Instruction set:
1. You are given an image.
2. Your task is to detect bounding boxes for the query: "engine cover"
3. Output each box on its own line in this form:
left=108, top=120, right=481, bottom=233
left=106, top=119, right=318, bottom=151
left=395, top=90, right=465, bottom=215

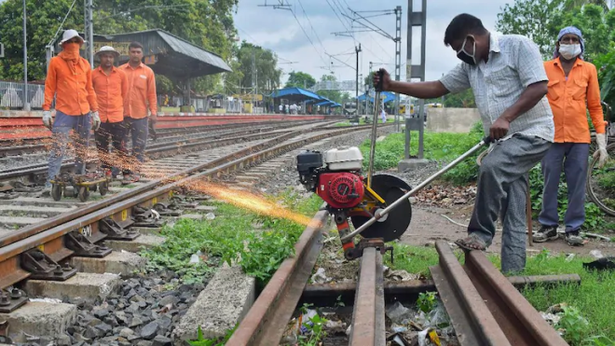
left=316, top=172, right=365, bottom=209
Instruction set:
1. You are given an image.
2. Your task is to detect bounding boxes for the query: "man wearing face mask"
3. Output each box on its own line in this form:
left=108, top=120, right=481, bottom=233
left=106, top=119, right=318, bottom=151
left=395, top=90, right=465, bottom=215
left=374, top=13, right=554, bottom=273
left=533, top=27, right=608, bottom=246
left=41, top=29, right=100, bottom=196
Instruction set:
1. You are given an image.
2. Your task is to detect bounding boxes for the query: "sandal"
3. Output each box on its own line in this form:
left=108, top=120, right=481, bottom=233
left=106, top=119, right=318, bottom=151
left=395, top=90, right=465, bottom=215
left=455, top=234, right=487, bottom=252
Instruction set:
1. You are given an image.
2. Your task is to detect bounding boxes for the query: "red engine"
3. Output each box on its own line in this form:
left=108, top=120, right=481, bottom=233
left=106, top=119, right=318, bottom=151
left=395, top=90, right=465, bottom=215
left=315, top=172, right=365, bottom=209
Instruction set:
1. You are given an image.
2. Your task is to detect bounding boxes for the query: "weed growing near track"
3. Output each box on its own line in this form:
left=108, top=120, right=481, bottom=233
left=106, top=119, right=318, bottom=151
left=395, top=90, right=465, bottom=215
left=362, top=122, right=611, bottom=232
left=141, top=189, right=323, bottom=286
left=389, top=244, right=615, bottom=345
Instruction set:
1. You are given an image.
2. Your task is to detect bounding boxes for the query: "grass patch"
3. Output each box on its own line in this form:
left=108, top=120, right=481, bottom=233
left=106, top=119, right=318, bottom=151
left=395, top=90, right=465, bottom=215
left=383, top=242, right=440, bottom=278
left=141, top=188, right=323, bottom=286
left=359, top=121, right=485, bottom=184
left=520, top=250, right=615, bottom=345
left=390, top=244, right=615, bottom=345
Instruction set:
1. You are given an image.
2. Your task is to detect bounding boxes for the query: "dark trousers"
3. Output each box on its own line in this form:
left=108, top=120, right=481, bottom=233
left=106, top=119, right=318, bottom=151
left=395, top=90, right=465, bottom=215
left=95, top=121, right=127, bottom=176
left=538, top=143, right=590, bottom=232
left=469, top=134, right=551, bottom=273
left=123, top=117, right=148, bottom=172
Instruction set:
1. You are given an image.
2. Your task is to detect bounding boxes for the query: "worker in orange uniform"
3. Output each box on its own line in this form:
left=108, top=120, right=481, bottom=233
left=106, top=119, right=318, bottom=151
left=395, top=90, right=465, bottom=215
left=534, top=26, right=609, bottom=246
left=42, top=29, right=100, bottom=195
left=92, top=46, right=129, bottom=179
left=120, top=41, right=157, bottom=182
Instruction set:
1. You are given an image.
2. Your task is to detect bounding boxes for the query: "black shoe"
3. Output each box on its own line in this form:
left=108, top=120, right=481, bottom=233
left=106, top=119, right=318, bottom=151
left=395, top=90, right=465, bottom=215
left=533, top=226, right=559, bottom=243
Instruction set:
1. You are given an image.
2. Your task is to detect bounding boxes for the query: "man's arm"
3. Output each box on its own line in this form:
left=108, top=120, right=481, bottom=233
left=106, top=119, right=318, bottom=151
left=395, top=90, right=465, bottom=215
left=42, top=59, right=57, bottom=111
left=587, top=64, right=606, bottom=134
left=147, top=70, right=157, bottom=116
left=388, top=80, right=450, bottom=99
left=85, top=63, right=98, bottom=112
left=121, top=71, right=130, bottom=117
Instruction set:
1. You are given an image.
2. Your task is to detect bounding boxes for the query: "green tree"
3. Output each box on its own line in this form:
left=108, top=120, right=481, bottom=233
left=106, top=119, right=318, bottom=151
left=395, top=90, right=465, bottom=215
left=496, top=0, right=566, bottom=59
left=284, top=71, right=316, bottom=89
left=234, top=41, right=281, bottom=95
left=0, top=0, right=238, bottom=93
left=563, top=0, right=609, bottom=11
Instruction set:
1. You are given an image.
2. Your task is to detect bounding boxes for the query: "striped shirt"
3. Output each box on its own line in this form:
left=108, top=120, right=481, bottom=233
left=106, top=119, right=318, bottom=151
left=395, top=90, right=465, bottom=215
left=440, top=33, right=554, bottom=142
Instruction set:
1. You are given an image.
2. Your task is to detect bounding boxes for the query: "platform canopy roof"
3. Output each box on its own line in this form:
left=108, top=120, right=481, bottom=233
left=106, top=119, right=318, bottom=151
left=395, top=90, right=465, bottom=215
left=356, top=91, right=396, bottom=104
left=56, top=29, right=232, bottom=81
left=270, top=87, right=323, bottom=102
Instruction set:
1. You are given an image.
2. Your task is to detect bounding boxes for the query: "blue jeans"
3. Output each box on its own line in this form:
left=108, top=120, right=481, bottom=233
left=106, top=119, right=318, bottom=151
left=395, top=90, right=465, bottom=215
left=46, top=111, right=91, bottom=187
left=123, top=117, right=148, bottom=165
left=538, top=143, right=589, bottom=233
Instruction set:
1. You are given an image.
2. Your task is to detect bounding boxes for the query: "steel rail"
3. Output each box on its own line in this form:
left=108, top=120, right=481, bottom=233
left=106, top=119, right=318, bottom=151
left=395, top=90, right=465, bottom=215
left=0, top=121, right=330, bottom=179
left=430, top=241, right=569, bottom=346
left=225, top=209, right=329, bottom=346
left=0, top=125, right=392, bottom=289
left=0, top=125, right=335, bottom=247
left=348, top=247, right=386, bottom=346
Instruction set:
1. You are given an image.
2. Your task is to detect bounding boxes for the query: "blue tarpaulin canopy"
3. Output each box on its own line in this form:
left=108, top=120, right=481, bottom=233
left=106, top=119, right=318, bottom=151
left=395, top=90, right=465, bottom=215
left=270, top=87, right=323, bottom=102
left=356, top=91, right=396, bottom=104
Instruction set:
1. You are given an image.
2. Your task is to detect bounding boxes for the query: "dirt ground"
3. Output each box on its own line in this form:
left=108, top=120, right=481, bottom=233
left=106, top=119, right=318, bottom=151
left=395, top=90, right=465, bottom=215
left=401, top=203, right=615, bottom=257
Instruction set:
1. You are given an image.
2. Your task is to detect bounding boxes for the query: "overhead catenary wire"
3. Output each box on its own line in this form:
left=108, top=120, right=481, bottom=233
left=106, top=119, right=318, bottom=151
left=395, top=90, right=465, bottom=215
left=46, top=0, right=79, bottom=46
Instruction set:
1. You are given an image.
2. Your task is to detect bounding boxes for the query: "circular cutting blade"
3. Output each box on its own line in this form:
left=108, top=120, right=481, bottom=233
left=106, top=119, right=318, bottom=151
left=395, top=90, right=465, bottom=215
left=351, top=174, right=412, bottom=242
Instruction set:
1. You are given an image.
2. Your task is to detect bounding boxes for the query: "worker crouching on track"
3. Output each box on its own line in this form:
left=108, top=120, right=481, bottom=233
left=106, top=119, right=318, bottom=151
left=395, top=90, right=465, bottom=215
left=533, top=27, right=609, bottom=246
left=41, top=29, right=100, bottom=195
left=92, top=46, right=130, bottom=179
left=120, top=41, right=158, bottom=183
left=374, top=13, right=554, bottom=273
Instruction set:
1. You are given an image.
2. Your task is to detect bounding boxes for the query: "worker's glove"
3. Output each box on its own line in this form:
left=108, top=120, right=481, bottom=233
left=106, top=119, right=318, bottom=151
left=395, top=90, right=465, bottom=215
left=594, top=133, right=609, bottom=168
left=91, top=111, right=101, bottom=131
left=148, top=116, right=158, bottom=141
left=42, top=110, right=53, bottom=130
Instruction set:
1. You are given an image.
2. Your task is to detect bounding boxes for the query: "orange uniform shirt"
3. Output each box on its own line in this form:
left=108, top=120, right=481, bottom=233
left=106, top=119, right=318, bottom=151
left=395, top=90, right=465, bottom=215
left=43, top=55, right=98, bottom=115
left=92, top=66, right=129, bottom=123
left=120, top=62, right=157, bottom=119
left=544, top=58, right=605, bottom=144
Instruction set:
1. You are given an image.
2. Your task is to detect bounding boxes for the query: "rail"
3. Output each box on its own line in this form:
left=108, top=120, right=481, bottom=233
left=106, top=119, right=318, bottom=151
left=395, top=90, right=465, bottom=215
left=0, top=123, right=394, bottom=291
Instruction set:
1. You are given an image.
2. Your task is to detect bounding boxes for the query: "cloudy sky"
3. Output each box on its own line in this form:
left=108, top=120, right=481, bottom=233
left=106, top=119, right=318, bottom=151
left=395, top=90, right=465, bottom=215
left=233, top=0, right=514, bottom=88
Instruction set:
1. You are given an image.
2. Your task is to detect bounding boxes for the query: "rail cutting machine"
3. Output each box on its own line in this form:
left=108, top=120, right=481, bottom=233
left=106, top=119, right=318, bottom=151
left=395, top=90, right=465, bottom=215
left=296, top=70, right=491, bottom=260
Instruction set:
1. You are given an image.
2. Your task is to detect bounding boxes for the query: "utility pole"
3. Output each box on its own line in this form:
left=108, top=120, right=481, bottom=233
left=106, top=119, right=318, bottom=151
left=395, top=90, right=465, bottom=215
left=252, top=49, right=256, bottom=114
left=22, top=0, right=29, bottom=111
left=406, top=0, right=427, bottom=160
left=84, top=0, right=94, bottom=67
left=394, top=6, right=402, bottom=131
left=355, top=43, right=361, bottom=101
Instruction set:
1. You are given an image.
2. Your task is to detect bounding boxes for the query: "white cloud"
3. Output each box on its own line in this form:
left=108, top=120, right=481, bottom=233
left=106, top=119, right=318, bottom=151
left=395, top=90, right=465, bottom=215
left=234, top=0, right=513, bottom=88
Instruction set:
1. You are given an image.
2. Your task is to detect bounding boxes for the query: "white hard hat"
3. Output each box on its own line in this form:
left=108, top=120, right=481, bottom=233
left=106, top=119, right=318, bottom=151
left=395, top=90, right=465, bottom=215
left=60, top=29, right=85, bottom=45
left=95, top=45, right=120, bottom=58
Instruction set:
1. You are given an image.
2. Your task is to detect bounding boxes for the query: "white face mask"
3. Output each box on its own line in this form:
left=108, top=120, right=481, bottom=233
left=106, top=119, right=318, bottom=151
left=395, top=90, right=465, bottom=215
left=559, top=43, right=582, bottom=60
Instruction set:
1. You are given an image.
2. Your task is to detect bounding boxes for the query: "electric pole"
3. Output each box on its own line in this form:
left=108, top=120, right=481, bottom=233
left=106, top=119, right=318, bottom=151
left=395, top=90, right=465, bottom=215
left=394, top=6, right=402, bottom=131
left=23, top=0, right=29, bottom=111
left=84, top=0, right=94, bottom=67
left=355, top=43, right=361, bottom=100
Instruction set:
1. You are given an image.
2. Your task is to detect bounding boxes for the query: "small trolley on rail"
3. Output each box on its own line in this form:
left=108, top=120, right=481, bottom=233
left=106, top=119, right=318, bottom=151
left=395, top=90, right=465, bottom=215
left=50, top=171, right=111, bottom=202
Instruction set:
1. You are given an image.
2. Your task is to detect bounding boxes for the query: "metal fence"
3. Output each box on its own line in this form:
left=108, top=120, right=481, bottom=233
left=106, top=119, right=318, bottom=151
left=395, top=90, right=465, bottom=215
left=1, top=80, right=251, bottom=114
left=0, top=81, right=46, bottom=109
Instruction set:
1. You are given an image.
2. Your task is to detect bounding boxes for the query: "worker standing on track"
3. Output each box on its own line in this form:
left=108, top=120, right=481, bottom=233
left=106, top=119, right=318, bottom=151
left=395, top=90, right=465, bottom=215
left=41, top=29, right=100, bottom=196
left=120, top=41, right=157, bottom=183
left=533, top=27, right=609, bottom=246
left=374, top=13, right=554, bottom=274
left=92, top=46, right=129, bottom=179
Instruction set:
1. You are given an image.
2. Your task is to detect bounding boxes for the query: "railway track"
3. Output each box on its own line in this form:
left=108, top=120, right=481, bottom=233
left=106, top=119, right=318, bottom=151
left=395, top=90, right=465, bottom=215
left=0, top=121, right=393, bottom=326
left=227, top=220, right=576, bottom=345
left=0, top=119, right=328, bottom=158
left=0, top=120, right=329, bottom=182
